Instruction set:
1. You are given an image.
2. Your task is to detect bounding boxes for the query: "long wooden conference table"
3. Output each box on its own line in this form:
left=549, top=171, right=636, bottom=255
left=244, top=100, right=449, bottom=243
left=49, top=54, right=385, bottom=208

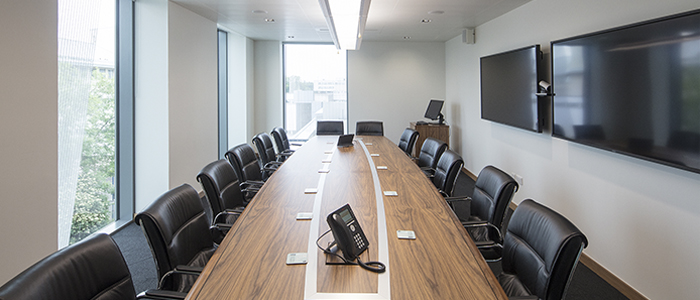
left=186, top=135, right=508, bottom=299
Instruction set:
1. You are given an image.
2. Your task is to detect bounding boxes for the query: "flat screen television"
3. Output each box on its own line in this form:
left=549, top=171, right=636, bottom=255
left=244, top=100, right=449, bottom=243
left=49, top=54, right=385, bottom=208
left=424, top=99, right=445, bottom=124
left=480, top=45, right=544, bottom=132
left=551, top=9, right=700, bottom=174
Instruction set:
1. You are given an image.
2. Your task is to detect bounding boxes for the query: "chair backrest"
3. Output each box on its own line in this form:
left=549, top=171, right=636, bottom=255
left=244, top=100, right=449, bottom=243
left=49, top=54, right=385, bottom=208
left=252, top=132, right=278, bottom=165
left=225, top=144, right=264, bottom=183
left=135, top=184, right=216, bottom=292
left=271, top=127, right=291, bottom=153
left=0, top=233, right=137, bottom=300
left=356, top=121, right=384, bottom=136
left=501, top=199, right=588, bottom=300
left=471, top=165, right=519, bottom=231
left=317, top=120, right=344, bottom=135
left=431, top=149, right=463, bottom=197
left=418, top=137, right=448, bottom=169
left=197, top=159, right=246, bottom=224
left=397, top=128, right=419, bottom=155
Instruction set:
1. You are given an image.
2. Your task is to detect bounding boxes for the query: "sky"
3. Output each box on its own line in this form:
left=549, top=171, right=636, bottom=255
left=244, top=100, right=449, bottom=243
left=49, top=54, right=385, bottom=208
left=284, top=44, right=347, bottom=82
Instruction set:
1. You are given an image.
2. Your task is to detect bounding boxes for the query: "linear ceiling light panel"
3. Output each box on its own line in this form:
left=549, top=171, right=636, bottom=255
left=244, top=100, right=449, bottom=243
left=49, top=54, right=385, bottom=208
left=319, top=0, right=371, bottom=50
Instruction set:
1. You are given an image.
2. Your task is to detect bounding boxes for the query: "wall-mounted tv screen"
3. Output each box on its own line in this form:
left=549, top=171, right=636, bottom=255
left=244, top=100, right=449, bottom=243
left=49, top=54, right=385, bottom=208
left=551, top=9, right=700, bottom=174
left=481, top=45, right=543, bottom=132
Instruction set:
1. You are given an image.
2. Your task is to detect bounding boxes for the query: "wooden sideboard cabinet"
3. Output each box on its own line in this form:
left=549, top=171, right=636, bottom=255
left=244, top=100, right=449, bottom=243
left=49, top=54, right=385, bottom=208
left=409, top=122, right=449, bottom=157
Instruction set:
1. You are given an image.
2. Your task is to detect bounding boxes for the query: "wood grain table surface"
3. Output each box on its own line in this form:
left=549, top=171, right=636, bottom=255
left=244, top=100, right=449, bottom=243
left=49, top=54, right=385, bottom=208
left=185, top=135, right=507, bottom=300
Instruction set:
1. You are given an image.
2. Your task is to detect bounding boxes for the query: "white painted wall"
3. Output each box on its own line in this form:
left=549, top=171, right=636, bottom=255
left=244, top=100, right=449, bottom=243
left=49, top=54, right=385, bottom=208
left=226, top=30, right=254, bottom=147
left=167, top=2, right=218, bottom=188
left=253, top=41, right=283, bottom=138
left=134, top=0, right=169, bottom=212
left=348, top=42, right=445, bottom=143
left=246, top=38, right=256, bottom=143
left=0, top=1, right=58, bottom=285
left=135, top=1, right=217, bottom=210
left=445, top=0, right=700, bottom=299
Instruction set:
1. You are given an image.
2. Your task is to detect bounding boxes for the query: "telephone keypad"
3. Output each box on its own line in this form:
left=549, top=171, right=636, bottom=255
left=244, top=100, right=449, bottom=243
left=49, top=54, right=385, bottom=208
left=354, top=233, right=365, bottom=248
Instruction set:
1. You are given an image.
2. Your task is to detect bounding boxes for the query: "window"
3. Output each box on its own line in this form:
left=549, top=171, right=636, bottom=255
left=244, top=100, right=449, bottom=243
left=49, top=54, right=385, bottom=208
left=58, top=0, right=133, bottom=247
left=283, top=44, right=347, bottom=140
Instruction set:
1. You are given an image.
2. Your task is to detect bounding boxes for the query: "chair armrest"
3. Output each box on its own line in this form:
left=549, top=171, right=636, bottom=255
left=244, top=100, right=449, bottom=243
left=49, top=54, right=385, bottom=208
left=174, top=265, right=203, bottom=274
left=462, top=221, right=503, bottom=243
left=474, top=240, right=497, bottom=247
left=445, top=196, right=471, bottom=218
left=213, top=209, right=242, bottom=224
left=422, top=167, right=436, bottom=178
left=475, top=241, right=503, bottom=263
left=210, top=223, right=230, bottom=244
left=445, top=196, right=470, bottom=202
left=262, top=166, right=278, bottom=172
left=241, top=181, right=264, bottom=189
left=138, top=289, right=188, bottom=300
left=157, top=266, right=203, bottom=289
left=212, top=223, right=232, bottom=230
left=226, top=208, right=245, bottom=213
left=461, top=220, right=487, bottom=226
left=218, top=209, right=243, bottom=216
left=278, top=152, right=293, bottom=157
left=242, top=186, right=259, bottom=193
left=290, top=143, right=303, bottom=147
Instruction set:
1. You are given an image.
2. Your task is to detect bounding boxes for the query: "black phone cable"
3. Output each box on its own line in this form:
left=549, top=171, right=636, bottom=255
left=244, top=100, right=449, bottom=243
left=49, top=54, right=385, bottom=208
left=317, top=229, right=386, bottom=273
left=357, top=257, right=386, bottom=273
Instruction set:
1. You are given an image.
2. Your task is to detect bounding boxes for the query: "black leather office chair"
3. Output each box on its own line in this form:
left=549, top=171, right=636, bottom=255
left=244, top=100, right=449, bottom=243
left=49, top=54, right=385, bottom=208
left=316, top=120, right=344, bottom=135
left=495, top=199, right=588, bottom=300
left=135, top=184, right=218, bottom=293
left=418, top=137, right=448, bottom=176
left=197, top=159, right=246, bottom=228
left=431, top=149, right=463, bottom=198
left=449, top=166, right=518, bottom=260
left=355, top=121, right=384, bottom=136
left=252, top=132, right=283, bottom=173
left=225, top=143, right=266, bottom=199
left=397, top=128, right=419, bottom=156
left=271, top=127, right=300, bottom=160
left=0, top=233, right=185, bottom=300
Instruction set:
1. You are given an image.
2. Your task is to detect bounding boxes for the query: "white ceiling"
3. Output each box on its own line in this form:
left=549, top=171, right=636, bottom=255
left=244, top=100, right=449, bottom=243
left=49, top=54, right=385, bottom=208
left=172, top=0, right=531, bottom=43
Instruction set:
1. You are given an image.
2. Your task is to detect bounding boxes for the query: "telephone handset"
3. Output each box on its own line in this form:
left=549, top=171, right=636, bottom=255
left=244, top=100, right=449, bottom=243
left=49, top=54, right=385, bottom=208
left=327, top=204, right=369, bottom=261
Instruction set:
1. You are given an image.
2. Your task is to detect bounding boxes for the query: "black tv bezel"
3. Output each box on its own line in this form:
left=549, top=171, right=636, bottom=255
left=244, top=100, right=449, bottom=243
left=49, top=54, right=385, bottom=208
left=480, top=44, right=544, bottom=133
left=550, top=8, right=700, bottom=175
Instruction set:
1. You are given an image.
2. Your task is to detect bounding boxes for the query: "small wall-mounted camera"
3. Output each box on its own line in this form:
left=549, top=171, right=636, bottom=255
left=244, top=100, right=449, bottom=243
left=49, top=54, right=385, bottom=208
left=535, top=80, right=555, bottom=97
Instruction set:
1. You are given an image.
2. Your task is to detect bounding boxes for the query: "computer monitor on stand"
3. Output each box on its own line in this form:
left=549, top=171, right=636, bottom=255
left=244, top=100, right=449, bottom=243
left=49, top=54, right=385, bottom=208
left=424, top=99, right=445, bottom=125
